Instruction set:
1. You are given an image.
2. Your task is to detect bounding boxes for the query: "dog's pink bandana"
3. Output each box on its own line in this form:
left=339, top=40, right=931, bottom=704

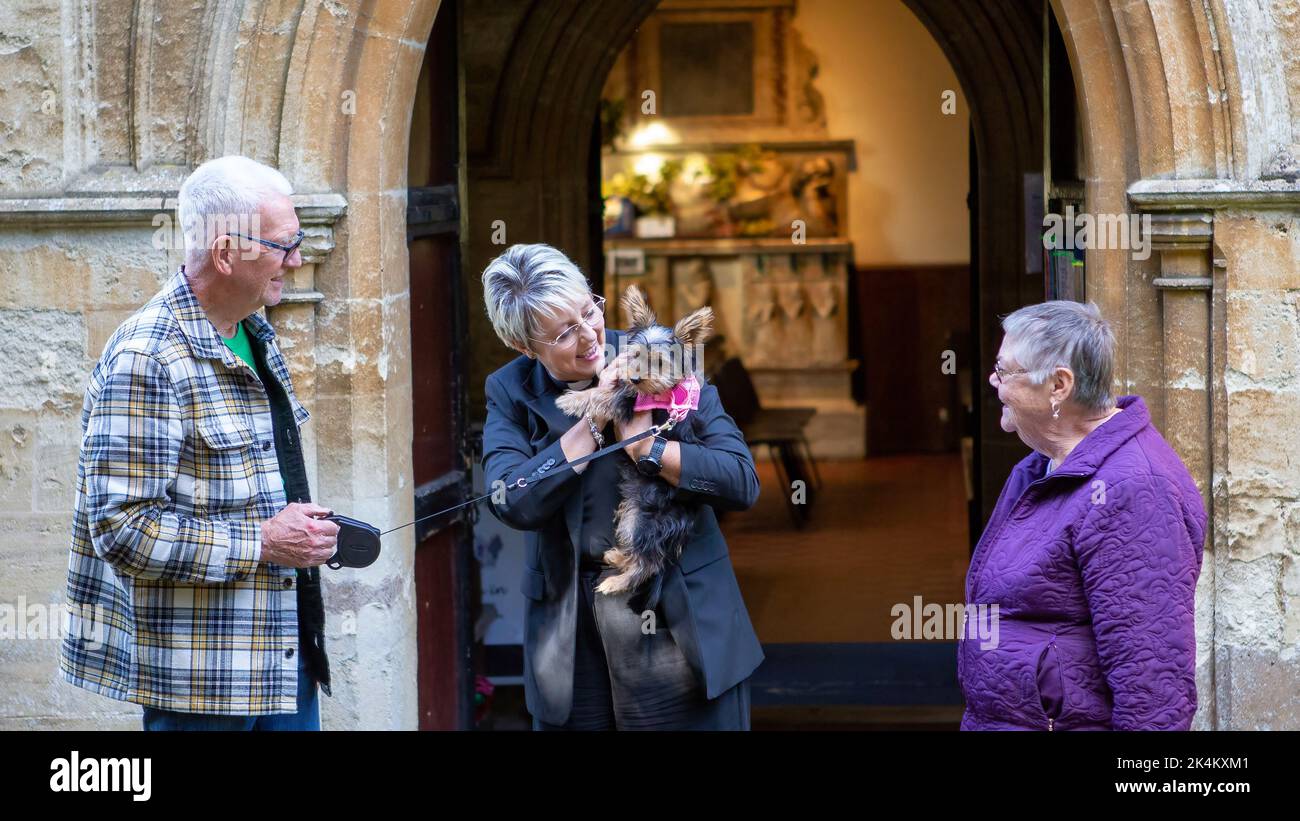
left=633, top=374, right=701, bottom=423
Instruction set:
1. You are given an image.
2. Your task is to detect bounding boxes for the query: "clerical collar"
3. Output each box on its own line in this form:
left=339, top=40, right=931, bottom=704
left=543, top=367, right=592, bottom=392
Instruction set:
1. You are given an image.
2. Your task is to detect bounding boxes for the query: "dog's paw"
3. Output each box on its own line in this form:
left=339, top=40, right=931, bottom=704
left=595, top=573, right=634, bottom=596
left=553, top=390, right=588, bottom=419
left=595, top=548, right=638, bottom=595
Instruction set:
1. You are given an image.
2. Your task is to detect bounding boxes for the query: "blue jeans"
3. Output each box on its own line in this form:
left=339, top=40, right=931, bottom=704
left=141, top=652, right=320, bottom=731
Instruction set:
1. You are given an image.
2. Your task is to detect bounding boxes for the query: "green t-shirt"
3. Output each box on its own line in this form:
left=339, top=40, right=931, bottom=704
left=220, top=320, right=259, bottom=375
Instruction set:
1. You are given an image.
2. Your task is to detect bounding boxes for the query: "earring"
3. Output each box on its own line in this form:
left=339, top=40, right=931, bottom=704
left=1051, top=401, right=1060, bottom=420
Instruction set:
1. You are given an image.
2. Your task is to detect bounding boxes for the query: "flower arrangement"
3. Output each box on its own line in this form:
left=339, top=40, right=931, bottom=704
left=602, top=140, right=839, bottom=239
left=603, top=158, right=682, bottom=217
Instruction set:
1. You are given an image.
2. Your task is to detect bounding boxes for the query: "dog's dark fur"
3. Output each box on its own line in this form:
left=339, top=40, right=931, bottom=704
left=553, top=285, right=713, bottom=601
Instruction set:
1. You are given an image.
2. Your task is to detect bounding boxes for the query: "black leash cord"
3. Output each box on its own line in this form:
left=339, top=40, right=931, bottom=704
left=377, top=422, right=669, bottom=537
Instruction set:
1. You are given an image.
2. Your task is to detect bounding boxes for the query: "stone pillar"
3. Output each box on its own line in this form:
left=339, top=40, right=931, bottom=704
left=1146, top=210, right=1216, bottom=729
left=1149, top=213, right=1214, bottom=498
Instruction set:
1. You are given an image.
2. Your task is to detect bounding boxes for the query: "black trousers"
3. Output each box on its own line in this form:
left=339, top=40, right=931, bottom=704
left=534, top=565, right=750, bottom=731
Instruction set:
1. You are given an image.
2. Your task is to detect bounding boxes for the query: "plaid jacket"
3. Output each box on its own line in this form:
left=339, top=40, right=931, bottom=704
left=61, top=269, right=313, bottom=715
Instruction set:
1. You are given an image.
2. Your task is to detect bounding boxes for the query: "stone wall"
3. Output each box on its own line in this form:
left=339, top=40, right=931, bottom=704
left=0, top=0, right=441, bottom=730
left=1215, top=208, right=1300, bottom=728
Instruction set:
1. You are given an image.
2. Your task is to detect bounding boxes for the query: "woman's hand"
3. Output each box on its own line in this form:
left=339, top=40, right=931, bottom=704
left=616, top=409, right=655, bottom=459
left=597, top=348, right=632, bottom=391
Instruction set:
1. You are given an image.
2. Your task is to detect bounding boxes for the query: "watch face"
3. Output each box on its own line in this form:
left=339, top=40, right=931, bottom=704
left=637, top=456, right=662, bottom=477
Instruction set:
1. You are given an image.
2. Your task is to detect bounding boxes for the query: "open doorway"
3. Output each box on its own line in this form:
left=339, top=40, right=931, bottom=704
left=595, top=0, right=975, bottom=727
left=444, top=0, right=1060, bottom=730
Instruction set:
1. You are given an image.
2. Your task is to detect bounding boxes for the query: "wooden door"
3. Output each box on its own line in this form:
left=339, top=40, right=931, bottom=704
left=408, top=0, right=473, bottom=730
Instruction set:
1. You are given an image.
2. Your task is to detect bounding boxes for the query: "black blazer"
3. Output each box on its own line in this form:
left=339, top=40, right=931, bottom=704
left=482, top=328, right=765, bottom=725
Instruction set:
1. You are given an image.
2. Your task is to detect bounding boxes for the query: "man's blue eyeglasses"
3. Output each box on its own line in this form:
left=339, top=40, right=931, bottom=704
left=229, top=229, right=305, bottom=258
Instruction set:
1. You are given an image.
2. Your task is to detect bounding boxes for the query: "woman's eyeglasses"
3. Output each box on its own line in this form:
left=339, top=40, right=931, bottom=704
left=992, top=362, right=1028, bottom=381
left=530, top=295, right=606, bottom=348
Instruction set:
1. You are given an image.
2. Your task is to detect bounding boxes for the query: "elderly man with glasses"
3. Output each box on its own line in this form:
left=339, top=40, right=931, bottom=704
left=61, top=155, right=339, bottom=730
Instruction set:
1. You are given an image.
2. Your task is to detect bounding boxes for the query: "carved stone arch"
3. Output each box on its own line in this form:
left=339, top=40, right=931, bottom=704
left=1212, top=0, right=1300, bottom=181
left=1056, top=0, right=1296, bottom=183
left=226, top=0, right=444, bottom=727
left=477, top=2, right=659, bottom=179
left=467, top=0, right=659, bottom=267
left=1041, top=0, right=1145, bottom=398
left=1049, top=1, right=1246, bottom=184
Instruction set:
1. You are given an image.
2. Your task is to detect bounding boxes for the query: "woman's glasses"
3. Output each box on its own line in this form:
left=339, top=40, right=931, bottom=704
left=530, top=295, right=606, bottom=348
left=992, top=362, right=1028, bottom=382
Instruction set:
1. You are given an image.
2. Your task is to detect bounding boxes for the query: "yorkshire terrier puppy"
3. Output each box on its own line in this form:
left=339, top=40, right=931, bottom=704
left=554, top=285, right=714, bottom=602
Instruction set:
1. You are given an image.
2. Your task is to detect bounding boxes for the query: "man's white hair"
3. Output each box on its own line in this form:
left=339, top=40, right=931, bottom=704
left=177, top=155, right=293, bottom=271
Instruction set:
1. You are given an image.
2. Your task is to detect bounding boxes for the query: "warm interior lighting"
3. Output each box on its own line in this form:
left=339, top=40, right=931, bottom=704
left=633, top=152, right=667, bottom=179
left=627, top=120, right=678, bottom=148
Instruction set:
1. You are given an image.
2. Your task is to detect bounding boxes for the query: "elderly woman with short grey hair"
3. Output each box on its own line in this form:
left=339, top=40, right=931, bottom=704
left=480, top=243, right=763, bottom=730
left=959, top=300, right=1207, bottom=730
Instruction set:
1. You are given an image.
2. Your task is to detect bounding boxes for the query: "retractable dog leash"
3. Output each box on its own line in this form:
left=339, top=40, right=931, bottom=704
left=324, top=415, right=685, bottom=570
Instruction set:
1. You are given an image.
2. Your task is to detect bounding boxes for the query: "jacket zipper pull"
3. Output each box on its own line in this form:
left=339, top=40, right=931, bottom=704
left=1047, top=636, right=1059, bottom=732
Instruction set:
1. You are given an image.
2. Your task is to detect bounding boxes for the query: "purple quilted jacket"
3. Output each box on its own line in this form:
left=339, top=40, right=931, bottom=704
left=959, top=396, right=1206, bottom=731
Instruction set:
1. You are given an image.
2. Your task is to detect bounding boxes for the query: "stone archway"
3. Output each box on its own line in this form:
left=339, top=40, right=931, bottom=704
left=274, top=0, right=1300, bottom=733
left=1, top=0, right=1294, bottom=732
left=459, top=0, right=1300, bottom=730
left=214, top=0, right=447, bottom=729
left=35, top=0, right=1276, bottom=731
left=135, top=0, right=448, bottom=730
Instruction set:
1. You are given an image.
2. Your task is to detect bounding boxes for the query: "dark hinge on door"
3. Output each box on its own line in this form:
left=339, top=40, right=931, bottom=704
left=407, top=184, right=460, bottom=239
left=413, top=469, right=473, bottom=543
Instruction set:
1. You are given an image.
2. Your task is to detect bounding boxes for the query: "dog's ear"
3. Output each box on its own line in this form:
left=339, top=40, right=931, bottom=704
left=673, top=305, right=714, bottom=347
left=621, top=285, right=656, bottom=330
